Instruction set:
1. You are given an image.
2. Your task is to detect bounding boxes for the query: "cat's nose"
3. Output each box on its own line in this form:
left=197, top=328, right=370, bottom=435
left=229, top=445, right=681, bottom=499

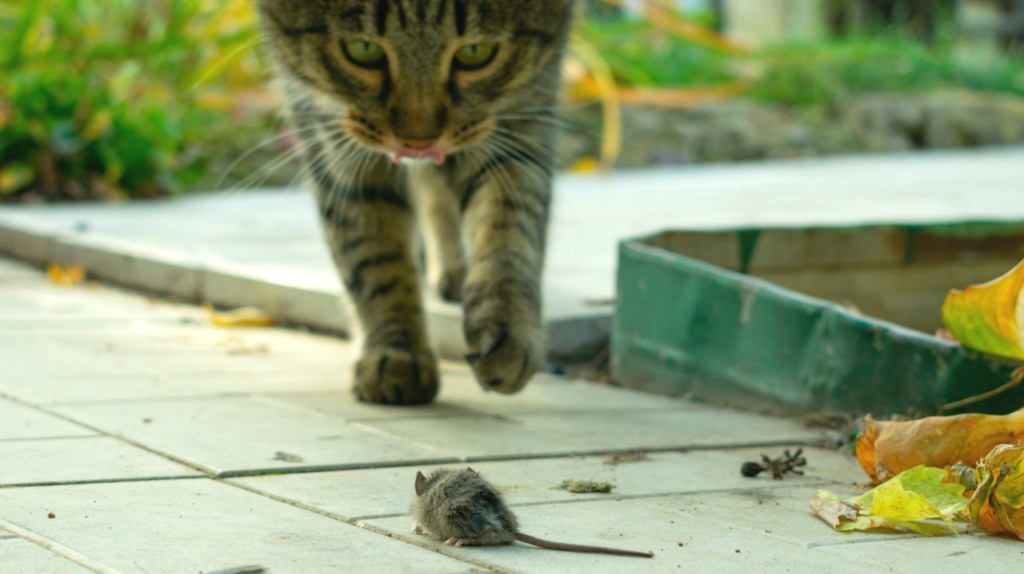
left=400, top=138, right=438, bottom=150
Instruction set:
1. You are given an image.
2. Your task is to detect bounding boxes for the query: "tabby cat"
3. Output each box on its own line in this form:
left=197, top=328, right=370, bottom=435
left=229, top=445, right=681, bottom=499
left=258, top=1, right=576, bottom=404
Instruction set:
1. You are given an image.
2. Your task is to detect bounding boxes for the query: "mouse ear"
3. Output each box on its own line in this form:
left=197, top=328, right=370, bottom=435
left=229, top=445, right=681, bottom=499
left=415, top=471, right=427, bottom=496
left=467, top=467, right=479, bottom=475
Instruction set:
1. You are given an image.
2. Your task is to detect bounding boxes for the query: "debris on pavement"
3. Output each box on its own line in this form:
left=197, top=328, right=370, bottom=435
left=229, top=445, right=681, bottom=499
left=203, top=566, right=266, bottom=574
left=604, top=451, right=649, bottom=465
left=741, top=448, right=806, bottom=479
left=221, top=337, right=271, bottom=356
left=273, top=451, right=304, bottom=463
left=556, top=480, right=614, bottom=493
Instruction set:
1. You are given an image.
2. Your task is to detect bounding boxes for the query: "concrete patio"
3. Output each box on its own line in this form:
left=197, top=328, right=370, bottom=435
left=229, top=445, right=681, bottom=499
left=2, top=149, right=1024, bottom=572
left=2, top=254, right=1023, bottom=573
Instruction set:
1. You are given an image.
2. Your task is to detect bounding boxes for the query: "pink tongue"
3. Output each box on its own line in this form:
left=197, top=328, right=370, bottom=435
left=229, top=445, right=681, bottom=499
left=393, top=146, right=446, bottom=166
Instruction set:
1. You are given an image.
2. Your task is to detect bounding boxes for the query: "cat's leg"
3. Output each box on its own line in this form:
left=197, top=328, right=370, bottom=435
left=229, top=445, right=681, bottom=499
left=312, top=155, right=438, bottom=405
left=459, top=160, right=551, bottom=395
left=409, top=165, right=466, bottom=303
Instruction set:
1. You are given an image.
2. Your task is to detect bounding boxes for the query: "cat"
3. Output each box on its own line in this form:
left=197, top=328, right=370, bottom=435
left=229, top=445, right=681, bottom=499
left=258, top=0, right=576, bottom=404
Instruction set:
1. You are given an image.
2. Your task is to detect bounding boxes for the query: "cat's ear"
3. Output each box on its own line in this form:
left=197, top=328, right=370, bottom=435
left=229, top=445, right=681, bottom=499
left=415, top=471, right=427, bottom=495
left=467, top=466, right=479, bottom=475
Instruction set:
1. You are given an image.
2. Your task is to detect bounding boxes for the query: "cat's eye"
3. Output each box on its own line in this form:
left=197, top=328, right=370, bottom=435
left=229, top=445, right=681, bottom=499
left=453, top=43, right=498, bottom=71
left=342, top=40, right=386, bottom=68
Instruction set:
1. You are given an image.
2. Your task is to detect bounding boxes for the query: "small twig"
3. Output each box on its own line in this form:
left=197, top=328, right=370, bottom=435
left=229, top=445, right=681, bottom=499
left=741, top=448, right=807, bottom=479
left=941, top=365, right=1024, bottom=412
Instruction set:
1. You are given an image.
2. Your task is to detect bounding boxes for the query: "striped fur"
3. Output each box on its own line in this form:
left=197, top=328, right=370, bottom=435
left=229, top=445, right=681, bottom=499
left=259, top=0, right=575, bottom=404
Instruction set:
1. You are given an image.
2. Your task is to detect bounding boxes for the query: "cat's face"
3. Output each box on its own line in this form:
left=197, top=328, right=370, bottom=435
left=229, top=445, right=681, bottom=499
left=259, top=0, right=574, bottom=165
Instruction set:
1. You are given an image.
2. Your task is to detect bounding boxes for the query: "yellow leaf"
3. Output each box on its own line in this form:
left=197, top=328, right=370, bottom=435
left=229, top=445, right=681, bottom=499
left=942, top=259, right=1024, bottom=360
left=860, top=479, right=951, bottom=531
left=47, top=263, right=86, bottom=286
left=812, top=466, right=968, bottom=536
left=569, top=156, right=601, bottom=174
left=204, top=304, right=275, bottom=328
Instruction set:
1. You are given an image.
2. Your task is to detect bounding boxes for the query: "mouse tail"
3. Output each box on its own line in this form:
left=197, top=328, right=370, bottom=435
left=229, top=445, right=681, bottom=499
left=513, top=533, right=653, bottom=558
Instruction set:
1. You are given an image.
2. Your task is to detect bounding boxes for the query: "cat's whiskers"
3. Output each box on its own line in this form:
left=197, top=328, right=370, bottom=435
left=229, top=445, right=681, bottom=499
left=214, top=120, right=342, bottom=195
left=482, top=133, right=552, bottom=188
left=471, top=139, right=529, bottom=218
left=222, top=122, right=348, bottom=198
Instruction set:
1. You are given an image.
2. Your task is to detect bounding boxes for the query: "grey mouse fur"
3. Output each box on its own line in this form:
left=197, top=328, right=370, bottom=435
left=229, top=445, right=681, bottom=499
left=411, top=467, right=653, bottom=558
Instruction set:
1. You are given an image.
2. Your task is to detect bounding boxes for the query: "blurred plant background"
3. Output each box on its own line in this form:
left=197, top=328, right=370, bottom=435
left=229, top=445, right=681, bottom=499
left=1, top=0, right=1023, bottom=202
left=0, top=0, right=273, bottom=202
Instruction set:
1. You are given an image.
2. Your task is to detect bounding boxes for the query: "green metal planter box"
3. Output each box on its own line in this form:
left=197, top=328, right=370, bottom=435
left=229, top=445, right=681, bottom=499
left=611, top=223, right=1024, bottom=417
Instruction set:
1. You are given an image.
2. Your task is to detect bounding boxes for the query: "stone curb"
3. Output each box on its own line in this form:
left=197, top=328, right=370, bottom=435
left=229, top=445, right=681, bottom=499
left=0, top=215, right=608, bottom=361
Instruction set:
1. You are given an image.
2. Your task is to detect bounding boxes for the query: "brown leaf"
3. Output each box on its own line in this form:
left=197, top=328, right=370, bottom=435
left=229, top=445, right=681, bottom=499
left=856, top=406, right=1024, bottom=484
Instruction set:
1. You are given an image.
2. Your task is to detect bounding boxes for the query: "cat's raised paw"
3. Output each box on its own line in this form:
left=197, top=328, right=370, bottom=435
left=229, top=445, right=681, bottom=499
left=464, top=320, right=543, bottom=395
left=354, top=348, right=439, bottom=405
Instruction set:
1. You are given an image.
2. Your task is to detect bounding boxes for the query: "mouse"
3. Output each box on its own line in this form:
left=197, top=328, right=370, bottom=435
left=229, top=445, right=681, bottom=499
left=411, top=467, right=654, bottom=558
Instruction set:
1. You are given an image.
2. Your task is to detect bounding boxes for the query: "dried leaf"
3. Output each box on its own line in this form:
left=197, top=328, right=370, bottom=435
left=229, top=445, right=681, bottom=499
left=856, top=408, right=1024, bottom=484
left=204, top=304, right=275, bottom=328
left=813, top=466, right=968, bottom=536
left=941, top=259, right=1024, bottom=360
left=967, top=444, right=1024, bottom=540
left=46, top=263, right=86, bottom=286
left=809, top=496, right=859, bottom=528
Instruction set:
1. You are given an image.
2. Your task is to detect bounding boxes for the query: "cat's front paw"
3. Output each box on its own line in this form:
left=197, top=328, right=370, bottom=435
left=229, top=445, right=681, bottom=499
left=354, top=348, right=439, bottom=405
left=464, top=317, right=544, bottom=395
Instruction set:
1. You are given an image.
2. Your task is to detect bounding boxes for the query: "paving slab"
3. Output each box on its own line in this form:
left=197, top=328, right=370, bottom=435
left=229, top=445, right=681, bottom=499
left=4, top=237, right=1023, bottom=572
left=369, top=484, right=1015, bottom=574
left=0, top=399, right=95, bottom=441
left=0, top=370, right=341, bottom=405
left=0, top=282, right=200, bottom=324
left=0, top=435, right=200, bottom=487
left=353, top=407, right=818, bottom=461
left=0, top=480, right=483, bottom=574
left=49, top=395, right=459, bottom=476
left=264, top=363, right=685, bottom=421
left=0, top=324, right=350, bottom=378
left=230, top=447, right=859, bottom=521
left=0, top=538, right=94, bottom=573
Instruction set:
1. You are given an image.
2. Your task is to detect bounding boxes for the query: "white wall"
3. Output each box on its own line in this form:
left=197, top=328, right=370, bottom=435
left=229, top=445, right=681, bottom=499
left=723, top=0, right=828, bottom=46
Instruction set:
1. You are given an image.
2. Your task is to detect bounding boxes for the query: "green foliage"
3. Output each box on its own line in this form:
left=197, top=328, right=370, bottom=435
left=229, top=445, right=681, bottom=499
left=579, top=10, right=1024, bottom=110
left=748, top=36, right=1024, bottom=108
left=0, top=0, right=268, bottom=201
left=579, top=18, right=734, bottom=88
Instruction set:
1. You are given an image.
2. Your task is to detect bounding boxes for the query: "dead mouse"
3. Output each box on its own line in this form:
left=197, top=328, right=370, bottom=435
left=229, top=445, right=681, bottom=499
left=411, top=467, right=653, bottom=558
